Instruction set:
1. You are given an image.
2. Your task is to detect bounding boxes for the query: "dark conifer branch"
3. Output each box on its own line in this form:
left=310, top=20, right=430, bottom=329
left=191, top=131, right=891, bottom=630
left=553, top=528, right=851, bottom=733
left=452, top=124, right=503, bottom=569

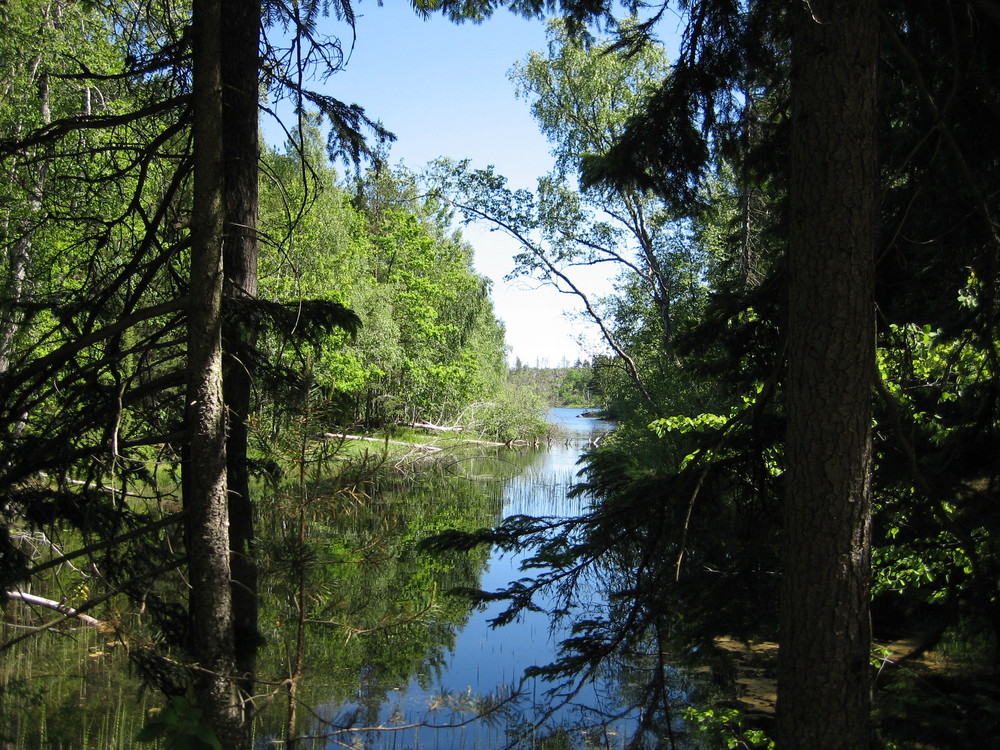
left=0, top=97, right=189, bottom=158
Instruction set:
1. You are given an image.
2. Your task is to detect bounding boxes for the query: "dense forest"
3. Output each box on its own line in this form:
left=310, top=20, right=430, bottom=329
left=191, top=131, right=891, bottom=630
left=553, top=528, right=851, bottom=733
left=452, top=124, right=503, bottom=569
left=1, top=0, right=999, bottom=749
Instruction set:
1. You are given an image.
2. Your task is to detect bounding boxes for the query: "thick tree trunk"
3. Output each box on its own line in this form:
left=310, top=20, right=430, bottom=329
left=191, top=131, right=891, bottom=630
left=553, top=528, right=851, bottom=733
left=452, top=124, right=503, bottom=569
left=777, top=1, right=878, bottom=748
left=221, top=0, right=261, bottom=722
left=187, top=0, right=244, bottom=745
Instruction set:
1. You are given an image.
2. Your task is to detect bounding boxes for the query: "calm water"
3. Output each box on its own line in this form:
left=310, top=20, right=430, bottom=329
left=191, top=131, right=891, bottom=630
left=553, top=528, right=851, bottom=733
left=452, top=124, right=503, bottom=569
left=314, top=407, right=625, bottom=749
left=2, top=408, right=677, bottom=750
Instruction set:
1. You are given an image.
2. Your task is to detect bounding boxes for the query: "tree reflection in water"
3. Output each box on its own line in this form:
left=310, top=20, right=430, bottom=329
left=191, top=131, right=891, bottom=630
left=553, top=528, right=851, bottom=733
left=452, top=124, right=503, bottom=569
left=276, top=408, right=652, bottom=750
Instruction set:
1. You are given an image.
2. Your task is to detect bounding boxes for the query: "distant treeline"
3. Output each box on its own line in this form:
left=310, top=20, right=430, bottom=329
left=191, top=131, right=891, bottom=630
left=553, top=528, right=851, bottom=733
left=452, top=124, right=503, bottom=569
left=508, top=362, right=597, bottom=408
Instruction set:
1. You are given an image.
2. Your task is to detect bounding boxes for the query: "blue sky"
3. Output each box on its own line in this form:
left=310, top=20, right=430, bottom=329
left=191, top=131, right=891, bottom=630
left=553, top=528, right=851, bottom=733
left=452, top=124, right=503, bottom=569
left=286, top=2, right=610, bottom=366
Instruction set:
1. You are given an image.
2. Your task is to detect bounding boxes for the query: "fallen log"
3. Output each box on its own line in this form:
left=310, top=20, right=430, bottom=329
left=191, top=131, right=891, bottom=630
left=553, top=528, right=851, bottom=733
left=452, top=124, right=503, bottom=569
left=4, top=590, right=103, bottom=627
left=323, top=433, right=443, bottom=452
left=401, top=421, right=465, bottom=433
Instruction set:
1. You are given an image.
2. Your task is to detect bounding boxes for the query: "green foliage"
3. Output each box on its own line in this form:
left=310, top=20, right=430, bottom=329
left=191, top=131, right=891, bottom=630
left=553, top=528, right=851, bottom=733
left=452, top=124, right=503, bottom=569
left=648, top=412, right=729, bottom=437
left=682, top=707, right=773, bottom=750
left=554, top=365, right=595, bottom=407
left=258, top=146, right=512, bottom=432
left=511, top=18, right=670, bottom=180
left=876, top=318, right=991, bottom=446
left=0, top=0, right=196, bottom=612
left=872, top=526, right=974, bottom=603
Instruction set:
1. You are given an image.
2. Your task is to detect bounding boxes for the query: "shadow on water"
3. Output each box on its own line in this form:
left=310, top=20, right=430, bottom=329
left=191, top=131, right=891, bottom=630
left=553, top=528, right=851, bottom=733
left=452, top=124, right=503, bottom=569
left=1, top=408, right=695, bottom=750
left=298, top=408, right=651, bottom=750
left=7, top=405, right=982, bottom=749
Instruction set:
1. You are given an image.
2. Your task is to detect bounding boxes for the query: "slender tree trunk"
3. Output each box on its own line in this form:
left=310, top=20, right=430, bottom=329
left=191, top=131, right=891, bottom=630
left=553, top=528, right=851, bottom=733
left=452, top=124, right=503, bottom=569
left=221, top=0, right=261, bottom=724
left=0, top=199, right=33, bottom=376
left=777, top=1, right=878, bottom=748
left=187, top=0, right=243, bottom=744
left=0, top=65, right=50, bottom=375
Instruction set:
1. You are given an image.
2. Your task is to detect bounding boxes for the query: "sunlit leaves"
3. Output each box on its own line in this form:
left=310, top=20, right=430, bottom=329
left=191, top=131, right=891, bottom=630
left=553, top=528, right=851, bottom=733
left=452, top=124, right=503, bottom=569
left=511, top=18, right=670, bottom=180
left=872, top=527, right=976, bottom=603
left=258, top=143, right=511, bottom=430
left=877, top=320, right=993, bottom=445
left=648, top=412, right=728, bottom=437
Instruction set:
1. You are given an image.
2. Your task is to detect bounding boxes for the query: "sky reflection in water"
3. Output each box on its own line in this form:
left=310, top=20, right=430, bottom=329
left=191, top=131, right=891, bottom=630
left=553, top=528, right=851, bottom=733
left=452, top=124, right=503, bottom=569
left=321, top=408, right=625, bottom=749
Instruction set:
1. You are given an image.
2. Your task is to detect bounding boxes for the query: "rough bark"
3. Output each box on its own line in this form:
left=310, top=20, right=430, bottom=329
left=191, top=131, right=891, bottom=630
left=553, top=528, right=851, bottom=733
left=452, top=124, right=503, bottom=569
left=187, top=0, right=243, bottom=744
left=777, top=1, right=878, bottom=748
left=220, top=0, right=261, bottom=722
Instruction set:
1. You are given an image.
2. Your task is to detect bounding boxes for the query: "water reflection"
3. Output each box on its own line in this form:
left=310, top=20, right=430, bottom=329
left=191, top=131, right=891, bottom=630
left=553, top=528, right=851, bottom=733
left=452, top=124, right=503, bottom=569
left=303, top=408, right=624, bottom=749
left=1, top=408, right=665, bottom=750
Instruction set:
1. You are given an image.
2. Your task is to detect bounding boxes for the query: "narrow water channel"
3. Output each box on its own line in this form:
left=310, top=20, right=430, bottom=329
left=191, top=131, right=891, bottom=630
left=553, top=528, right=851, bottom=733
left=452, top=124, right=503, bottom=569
left=316, top=407, right=625, bottom=749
